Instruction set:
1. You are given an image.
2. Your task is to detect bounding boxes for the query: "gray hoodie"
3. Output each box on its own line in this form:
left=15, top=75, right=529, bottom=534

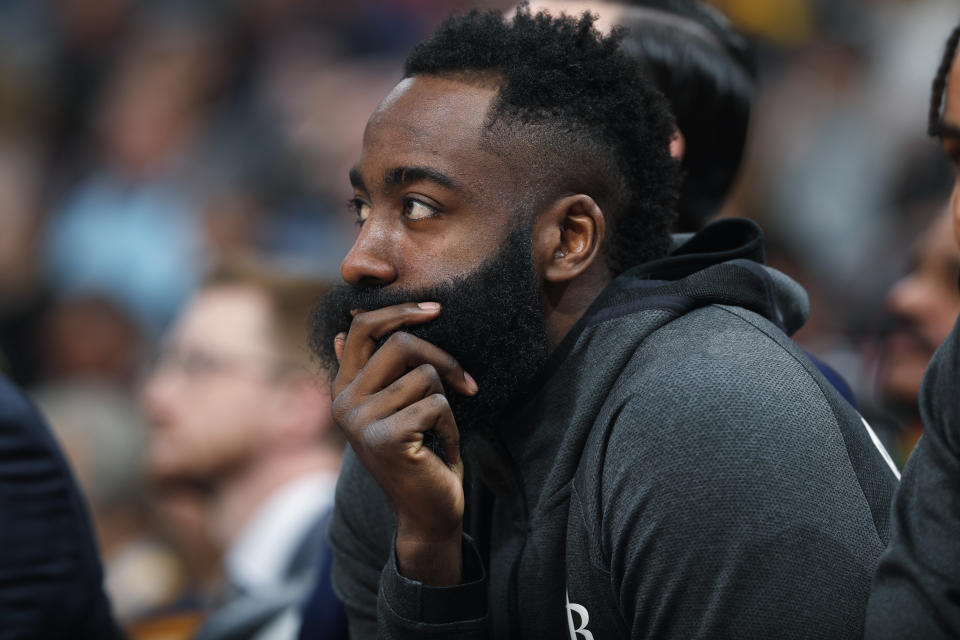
left=328, top=218, right=899, bottom=639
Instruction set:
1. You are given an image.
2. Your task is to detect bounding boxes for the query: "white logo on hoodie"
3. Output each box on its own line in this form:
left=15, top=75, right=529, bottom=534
left=566, top=588, right=594, bottom=640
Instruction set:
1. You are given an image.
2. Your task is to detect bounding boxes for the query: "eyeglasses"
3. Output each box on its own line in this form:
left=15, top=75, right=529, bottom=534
left=150, top=344, right=302, bottom=383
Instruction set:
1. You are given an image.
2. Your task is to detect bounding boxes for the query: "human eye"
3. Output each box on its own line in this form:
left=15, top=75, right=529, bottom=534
left=347, top=198, right=371, bottom=225
left=180, top=350, right=222, bottom=376
left=402, top=197, right=438, bottom=221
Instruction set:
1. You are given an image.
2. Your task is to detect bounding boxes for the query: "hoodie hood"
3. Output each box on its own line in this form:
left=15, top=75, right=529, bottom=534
left=601, top=217, right=809, bottom=336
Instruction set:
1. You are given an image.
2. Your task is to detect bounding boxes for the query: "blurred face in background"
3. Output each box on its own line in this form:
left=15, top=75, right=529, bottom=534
left=880, top=211, right=960, bottom=402
left=142, top=285, right=284, bottom=483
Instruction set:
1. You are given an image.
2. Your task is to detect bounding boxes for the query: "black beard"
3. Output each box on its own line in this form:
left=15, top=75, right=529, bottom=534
left=311, top=225, right=549, bottom=442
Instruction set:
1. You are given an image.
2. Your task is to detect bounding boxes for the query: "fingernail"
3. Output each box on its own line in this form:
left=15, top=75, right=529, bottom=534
left=418, top=302, right=441, bottom=311
left=350, top=309, right=360, bottom=317
left=463, top=371, right=478, bottom=394
left=335, top=333, right=346, bottom=343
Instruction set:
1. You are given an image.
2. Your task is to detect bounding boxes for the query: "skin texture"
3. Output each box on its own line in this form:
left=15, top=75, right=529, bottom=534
left=332, top=75, right=613, bottom=585
left=882, top=211, right=960, bottom=402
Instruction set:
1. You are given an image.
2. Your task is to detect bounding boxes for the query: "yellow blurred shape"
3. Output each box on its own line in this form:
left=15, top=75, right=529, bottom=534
left=707, top=0, right=814, bottom=45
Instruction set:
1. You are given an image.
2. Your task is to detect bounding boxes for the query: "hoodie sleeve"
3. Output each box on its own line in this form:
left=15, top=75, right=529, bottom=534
left=865, top=316, right=960, bottom=639
left=329, top=448, right=489, bottom=639
left=598, top=307, right=892, bottom=640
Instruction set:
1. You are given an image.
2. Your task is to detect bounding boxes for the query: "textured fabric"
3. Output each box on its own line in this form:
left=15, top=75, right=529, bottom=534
left=865, top=315, right=960, bottom=639
left=329, top=218, right=899, bottom=639
left=0, top=374, right=122, bottom=640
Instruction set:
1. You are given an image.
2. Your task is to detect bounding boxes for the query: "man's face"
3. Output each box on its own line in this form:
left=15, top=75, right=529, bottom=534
left=142, top=286, right=282, bottom=482
left=881, top=212, right=960, bottom=403
left=339, top=75, right=528, bottom=291
left=313, top=75, right=551, bottom=435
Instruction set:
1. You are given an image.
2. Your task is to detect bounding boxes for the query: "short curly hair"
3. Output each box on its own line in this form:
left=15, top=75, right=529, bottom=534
left=404, top=4, right=680, bottom=275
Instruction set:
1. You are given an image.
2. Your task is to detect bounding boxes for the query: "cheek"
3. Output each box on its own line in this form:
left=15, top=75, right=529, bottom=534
left=151, top=386, right=266, bottom=474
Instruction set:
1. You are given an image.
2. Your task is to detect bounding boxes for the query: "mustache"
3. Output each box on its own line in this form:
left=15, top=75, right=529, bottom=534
left=310, top=275, right=478, bottom=377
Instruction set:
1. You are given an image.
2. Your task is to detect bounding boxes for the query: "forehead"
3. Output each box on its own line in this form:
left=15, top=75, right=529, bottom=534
left=172, top=286, right=271, bottom=350
left=359, top=75, right=511, bottom=190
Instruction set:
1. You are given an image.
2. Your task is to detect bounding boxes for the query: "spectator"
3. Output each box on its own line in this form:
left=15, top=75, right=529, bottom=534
left=876, top=208, right=960, bottom=461
left=142, top=259, right=344, bottom=640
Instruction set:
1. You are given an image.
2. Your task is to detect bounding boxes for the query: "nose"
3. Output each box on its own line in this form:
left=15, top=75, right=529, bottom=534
left=141, top=364, right=177, bottom=427
left=340, top=222, right=398, bottom=287
left=886, top=273, right=931, bottom=322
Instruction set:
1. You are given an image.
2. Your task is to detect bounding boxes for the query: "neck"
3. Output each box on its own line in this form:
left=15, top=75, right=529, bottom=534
left=542, top=261, right=612, bottom=350
left=211, top=448, right=340, bottom=548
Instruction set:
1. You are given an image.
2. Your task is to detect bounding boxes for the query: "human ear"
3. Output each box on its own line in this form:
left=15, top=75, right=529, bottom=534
left=670, top=128, right=686, bottom=162
left=534, top=194, right=605, bottom=283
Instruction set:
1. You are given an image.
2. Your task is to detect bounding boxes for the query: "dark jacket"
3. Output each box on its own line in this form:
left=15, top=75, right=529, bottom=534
left=865, top=313, right=960, bottom=639
left=329, top=219, right=899, bottom=639
left=0, top=374, right=122, bottom=640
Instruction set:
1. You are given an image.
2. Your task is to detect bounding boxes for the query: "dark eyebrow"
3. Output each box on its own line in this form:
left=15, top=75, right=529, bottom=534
left=384, top=166, right=459, bottom=190
left=349, top=166, right=366, bottom=190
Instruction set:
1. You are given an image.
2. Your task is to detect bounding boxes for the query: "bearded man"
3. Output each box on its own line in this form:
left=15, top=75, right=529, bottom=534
left=313, top=7, right=898, bottom=639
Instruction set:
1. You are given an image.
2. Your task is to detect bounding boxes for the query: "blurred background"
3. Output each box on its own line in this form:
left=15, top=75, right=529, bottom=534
left=0, top=0, right=958, bottom=632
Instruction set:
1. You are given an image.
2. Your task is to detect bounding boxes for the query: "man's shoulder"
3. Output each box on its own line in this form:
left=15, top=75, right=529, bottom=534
left=603, top=302, right=834, bottom=419
left=572, top=301, right=895, bottom=550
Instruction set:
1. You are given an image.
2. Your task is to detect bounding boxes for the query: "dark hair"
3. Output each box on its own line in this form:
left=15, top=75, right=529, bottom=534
left=929, top=23, right=960, bottom=137
left=619, top=0, right=755, bottom=231
left=403, top=4, right=680, bottom=275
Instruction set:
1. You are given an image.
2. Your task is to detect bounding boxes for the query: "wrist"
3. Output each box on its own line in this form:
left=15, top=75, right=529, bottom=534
left=395, top=526, right=463, bottom=586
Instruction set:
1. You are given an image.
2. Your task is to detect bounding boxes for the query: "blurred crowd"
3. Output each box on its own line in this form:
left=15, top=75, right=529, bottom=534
left=0, top=0, right=958, bottom=635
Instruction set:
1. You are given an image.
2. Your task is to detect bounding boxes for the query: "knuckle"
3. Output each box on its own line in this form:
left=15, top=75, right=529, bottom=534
left=361, top=420, right=388, bottom=449
left=330, top=393, right=351, bottom=423
left=443, top=351, right=460, bottom=372
left=428, top=392, right=450, bottom=412
left=386, top=331, right=414, bottom=350
left=344, top=405, right=365, bottom=429
left=388, top=375, right=405, bottom=394
left=416, top=363, right=440, bottom=383
left=331, top=389, right=365, bottom=430
left=349, top=311, right=373, bottom=334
